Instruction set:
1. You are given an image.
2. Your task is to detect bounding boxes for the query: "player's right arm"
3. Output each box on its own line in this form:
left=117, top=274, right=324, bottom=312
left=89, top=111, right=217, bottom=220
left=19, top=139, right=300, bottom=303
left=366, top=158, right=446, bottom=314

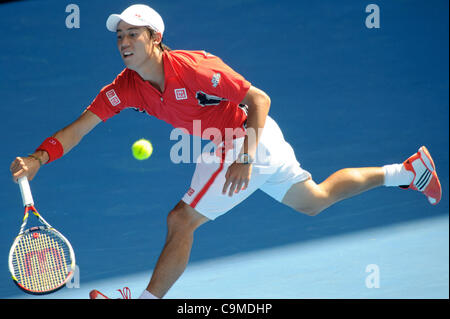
left=10, top=110, right=102, bottom=182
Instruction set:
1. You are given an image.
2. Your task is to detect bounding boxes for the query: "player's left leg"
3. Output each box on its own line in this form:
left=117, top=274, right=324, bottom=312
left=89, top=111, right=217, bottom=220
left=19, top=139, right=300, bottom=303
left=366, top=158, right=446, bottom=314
left=281, top=146, right=442, bottom=215
left=281, top=167, right=385, bottom=216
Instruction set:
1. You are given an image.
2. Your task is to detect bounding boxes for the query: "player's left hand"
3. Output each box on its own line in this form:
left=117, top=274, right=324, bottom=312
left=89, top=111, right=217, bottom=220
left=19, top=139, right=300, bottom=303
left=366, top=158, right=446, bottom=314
left=222, top=162, right=252, bottom=197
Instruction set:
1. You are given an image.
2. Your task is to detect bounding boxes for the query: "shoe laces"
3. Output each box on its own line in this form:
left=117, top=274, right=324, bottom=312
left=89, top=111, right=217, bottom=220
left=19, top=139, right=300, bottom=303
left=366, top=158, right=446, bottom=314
left=117, top=287, right=131, bottom=299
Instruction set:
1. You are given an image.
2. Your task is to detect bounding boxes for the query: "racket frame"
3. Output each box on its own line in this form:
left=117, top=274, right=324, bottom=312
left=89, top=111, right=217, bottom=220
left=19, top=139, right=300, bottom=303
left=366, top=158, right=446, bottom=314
left=8, top=177, right=76, bottom=295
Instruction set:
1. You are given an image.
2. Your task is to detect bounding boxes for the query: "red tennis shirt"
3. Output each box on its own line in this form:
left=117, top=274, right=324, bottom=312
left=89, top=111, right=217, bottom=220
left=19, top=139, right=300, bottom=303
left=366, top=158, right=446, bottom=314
left=87, top=50, right=251, bottom=142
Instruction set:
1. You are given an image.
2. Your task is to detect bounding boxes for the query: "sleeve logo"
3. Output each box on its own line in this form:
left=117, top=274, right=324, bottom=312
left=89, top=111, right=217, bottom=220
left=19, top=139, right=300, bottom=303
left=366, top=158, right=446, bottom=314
left=106, top=89, right=121, bottom=106
left=211, top=73, right=221, bottom=88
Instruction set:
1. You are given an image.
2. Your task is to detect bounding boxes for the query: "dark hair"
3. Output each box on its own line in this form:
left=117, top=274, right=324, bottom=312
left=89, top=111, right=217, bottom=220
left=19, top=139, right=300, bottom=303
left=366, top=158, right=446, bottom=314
left=147, top=27, right=171, bottom=51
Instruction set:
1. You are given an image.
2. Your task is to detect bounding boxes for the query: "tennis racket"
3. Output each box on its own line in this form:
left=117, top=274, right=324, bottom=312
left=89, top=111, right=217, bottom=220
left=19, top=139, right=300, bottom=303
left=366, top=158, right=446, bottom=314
left=8, top=176, right=76, bottom=294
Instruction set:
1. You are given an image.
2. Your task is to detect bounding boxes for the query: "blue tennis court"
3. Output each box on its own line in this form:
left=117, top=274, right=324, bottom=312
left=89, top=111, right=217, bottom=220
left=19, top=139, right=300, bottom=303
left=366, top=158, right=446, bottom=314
left=0, top=0, right=448, bottom=299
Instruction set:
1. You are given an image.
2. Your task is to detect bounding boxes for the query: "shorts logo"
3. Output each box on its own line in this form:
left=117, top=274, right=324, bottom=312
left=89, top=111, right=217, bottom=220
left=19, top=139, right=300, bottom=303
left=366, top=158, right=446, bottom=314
left=175, top=88, right=188, bottom=100
left=187, top=188, right=195, bottom=196
left=212, top=73, right=221, bottom=88
left=106, top=89, right=121, bottom=106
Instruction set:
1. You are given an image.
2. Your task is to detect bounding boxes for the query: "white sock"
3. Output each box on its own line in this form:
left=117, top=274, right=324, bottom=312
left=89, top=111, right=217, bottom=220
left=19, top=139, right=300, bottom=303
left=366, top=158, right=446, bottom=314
left=383, top=163, right=414, bottom=187
left=138, top=289, right=159, bottom=299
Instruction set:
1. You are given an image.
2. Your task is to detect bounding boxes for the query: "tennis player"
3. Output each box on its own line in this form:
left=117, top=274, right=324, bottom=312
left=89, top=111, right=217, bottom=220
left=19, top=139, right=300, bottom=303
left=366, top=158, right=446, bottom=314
left=10, top=4, right=441, bottom=299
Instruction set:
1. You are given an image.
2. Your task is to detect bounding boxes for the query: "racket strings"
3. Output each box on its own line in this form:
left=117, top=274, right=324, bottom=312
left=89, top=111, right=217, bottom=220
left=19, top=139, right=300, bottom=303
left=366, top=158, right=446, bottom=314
left=12, top=230, right=73, bottom=292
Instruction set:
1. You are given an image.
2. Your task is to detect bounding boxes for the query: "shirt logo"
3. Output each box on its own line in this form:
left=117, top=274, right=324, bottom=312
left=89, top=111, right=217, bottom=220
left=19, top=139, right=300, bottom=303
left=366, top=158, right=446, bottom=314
left=106, top=89, right=121, bottom=106
left=175, top=88, right=188, bottom=100
left=212, top=73, right=221, bottom=88
left=196, top=91, right=226, bottom=107
left=187, top=188, right=195, bottom=196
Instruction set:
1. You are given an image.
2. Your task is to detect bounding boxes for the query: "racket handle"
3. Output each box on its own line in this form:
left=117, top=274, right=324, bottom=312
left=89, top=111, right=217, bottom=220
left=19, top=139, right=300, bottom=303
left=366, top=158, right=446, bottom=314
left=18, top=176, right=34, bottom=207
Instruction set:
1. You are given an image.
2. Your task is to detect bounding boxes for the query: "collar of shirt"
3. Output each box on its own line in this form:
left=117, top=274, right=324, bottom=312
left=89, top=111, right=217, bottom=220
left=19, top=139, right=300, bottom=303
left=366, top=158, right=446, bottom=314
left=131, top=50, right=177, bottom=97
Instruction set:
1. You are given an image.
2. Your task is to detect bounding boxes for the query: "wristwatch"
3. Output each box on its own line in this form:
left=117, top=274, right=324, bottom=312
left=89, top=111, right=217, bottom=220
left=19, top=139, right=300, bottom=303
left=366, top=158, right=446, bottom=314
left=237, top=153, right=254, bottom=164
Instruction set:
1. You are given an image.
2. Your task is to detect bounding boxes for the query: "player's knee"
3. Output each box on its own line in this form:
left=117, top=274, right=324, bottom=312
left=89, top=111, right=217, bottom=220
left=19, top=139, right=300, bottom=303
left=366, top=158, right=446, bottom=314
left=167, top=208, right=194, bottom=234
left=284, top=180, right=332, bottom=217
left=292, top=191, right=330, bottom=216
left=166, top=202, right=206, bottom=234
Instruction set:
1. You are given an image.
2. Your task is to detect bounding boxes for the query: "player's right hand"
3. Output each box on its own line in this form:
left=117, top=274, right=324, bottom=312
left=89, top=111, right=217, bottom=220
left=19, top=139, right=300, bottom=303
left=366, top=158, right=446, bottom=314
left=10, top=156, right=40, bottom=182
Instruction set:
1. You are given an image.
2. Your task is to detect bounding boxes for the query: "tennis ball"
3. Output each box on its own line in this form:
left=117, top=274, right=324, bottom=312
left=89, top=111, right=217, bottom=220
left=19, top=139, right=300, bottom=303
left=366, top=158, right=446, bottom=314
left=132, top=138, right=153, bottom=160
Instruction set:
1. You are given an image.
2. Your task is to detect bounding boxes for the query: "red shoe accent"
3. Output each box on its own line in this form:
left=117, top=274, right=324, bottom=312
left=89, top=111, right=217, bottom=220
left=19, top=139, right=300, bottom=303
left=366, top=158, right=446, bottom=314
left=402, top=146, right=442, bottom=205
left=117, top=287, right=131, bottom=299
left=89, top=287, right=131, bottom=299
left=89, top=289, right=109, bottom=299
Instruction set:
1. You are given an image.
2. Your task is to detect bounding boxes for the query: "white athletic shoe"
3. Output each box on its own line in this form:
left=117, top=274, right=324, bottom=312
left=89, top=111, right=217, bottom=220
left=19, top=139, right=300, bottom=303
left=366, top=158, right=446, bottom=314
left=400, top=146, right=442, bottom=205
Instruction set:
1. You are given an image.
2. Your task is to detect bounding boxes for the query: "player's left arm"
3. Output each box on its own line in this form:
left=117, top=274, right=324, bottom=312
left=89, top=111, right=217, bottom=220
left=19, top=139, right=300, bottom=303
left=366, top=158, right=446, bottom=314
left=238, top=85, right=271, bottom=161
left=222, top=85, right=271, bottom=196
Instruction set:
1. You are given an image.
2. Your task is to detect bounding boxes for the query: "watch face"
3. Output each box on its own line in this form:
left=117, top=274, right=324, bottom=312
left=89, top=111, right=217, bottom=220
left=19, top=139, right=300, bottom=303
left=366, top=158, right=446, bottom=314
left=239, top=153, right=250, bottom=164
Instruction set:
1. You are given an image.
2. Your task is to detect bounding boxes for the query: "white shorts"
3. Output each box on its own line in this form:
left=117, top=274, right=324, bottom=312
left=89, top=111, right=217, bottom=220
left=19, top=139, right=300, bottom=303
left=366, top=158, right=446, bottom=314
left=181, top=116, right=311, bottom=220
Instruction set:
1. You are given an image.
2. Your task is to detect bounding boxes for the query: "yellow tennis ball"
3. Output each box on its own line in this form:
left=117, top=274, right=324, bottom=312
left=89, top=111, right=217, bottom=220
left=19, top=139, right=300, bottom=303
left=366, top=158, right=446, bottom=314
left=132, top=139, right=153, bottom=160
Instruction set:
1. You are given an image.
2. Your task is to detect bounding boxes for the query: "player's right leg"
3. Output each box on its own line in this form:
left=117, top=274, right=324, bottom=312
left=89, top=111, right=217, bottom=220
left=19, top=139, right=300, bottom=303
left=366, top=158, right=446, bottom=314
left=90, top=201, right=207, bottom=300
left=145, top=201, right=209, bottom=298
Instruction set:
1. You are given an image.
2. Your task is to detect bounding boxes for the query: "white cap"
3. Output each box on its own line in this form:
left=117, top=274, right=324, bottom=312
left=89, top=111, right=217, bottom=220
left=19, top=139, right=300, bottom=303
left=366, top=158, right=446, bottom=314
left=106, top=4, right=164, bottom=36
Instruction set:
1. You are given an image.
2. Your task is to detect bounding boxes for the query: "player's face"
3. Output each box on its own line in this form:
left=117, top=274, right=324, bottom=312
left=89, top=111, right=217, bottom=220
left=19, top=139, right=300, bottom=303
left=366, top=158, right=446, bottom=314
left=116, top=21, right=154, bottom=70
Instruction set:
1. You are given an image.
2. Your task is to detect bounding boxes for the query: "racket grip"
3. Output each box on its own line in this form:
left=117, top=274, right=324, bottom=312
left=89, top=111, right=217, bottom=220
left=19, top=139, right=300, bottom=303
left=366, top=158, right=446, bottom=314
left=18, top=176, right=34, bottom=207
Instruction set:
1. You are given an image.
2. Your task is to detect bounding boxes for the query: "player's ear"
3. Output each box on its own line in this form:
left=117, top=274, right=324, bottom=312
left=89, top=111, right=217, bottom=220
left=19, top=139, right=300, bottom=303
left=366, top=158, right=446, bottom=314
left=152, top=31, right=162, bottom=46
